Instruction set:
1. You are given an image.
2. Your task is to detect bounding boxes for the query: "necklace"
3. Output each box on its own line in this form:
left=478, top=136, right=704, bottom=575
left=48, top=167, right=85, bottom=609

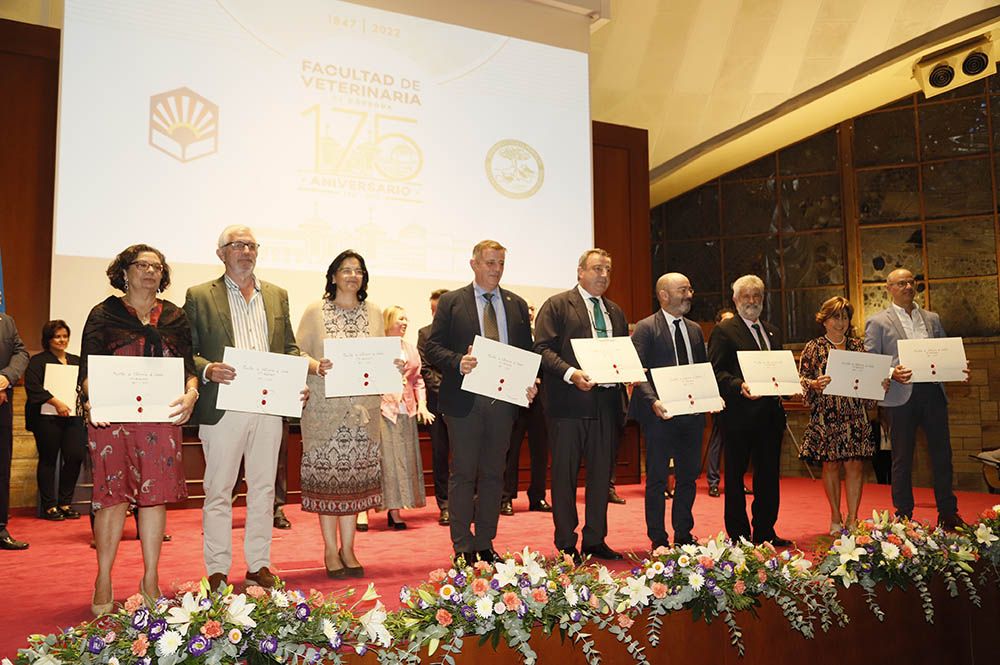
left=824, top=334, right=847, bottom=346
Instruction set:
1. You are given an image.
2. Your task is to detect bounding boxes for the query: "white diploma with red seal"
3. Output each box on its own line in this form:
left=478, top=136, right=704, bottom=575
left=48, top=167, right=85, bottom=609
left=216, top=347, right=309, bottom=418
left=323, top=337, right=403, bottom=397
left=823, top=349, right=893, bottom=400
left=570, top=336, right=646, bottom=383
left=87, top=355, right=184, bottom=423
left=461, top=335, right=541, bottom=407
left=40, top=363, right=80, bottom=416
left=897, top=337, right=967, bottom=383
left=650, top=362, right=724, bottom=416
left=737, top=350, right=802, bottom=396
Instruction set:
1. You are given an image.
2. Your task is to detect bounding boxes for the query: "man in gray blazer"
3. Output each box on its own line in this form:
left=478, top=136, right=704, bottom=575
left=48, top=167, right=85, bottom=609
left=0, top=312, right=29, bottom=550
left=865, top=268, right=963, bottom=530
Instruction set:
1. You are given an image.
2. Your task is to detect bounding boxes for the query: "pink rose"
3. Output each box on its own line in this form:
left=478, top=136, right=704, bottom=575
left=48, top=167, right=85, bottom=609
left=124, top=593, right=144, bottom=613
left=616, top=614, right=634, bottom=629
left=650, top=582, right=668, bottom=599
left=246, top=585, right=267, bottom=599
left=531, top=588, right=548, bottom=604
left=733, top=580, right=746, bottom=595
left=131, top=634, right=149, bottom=657
left=502, top=592, right=521, bottom=610
left=436, top=609, right=453, bottom=626
left=201, top=620, right=223, bottom=638
left=471, top=578, right=490, bottom=596
left=429, top=569, right=448, bottom=583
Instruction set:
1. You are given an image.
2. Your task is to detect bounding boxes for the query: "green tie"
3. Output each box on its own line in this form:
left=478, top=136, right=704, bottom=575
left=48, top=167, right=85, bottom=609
left=590, top=297, right=608, bottom=338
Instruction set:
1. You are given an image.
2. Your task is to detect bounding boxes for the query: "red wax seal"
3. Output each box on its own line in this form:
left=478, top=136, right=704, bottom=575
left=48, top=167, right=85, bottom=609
left=854, top=378, right=860, bottom=384
left=136, top=395, right=142, bottom=402
left=137, top=406, right=143, bottom=413
left=853, top=386, right=858, bottom=391
left=498, top=386, right=503, bottom=392
left=689, top=400, right=695, bottom=406
left=364, top=373, right=370, bottom=378
left=261, top=399, right=267, bottom=405
left=262, top=389, right=268, bottom=396
left=687, top=394, right=693, bottom=399
left=364, top=381, right=369, bottom=386
left=930, top=364, right=936, bottom=369
left=771, top=377, right=776, bottom=382
left=499, top=378, right=505, bottom=384
left=931, top=370, right=936, bottom=375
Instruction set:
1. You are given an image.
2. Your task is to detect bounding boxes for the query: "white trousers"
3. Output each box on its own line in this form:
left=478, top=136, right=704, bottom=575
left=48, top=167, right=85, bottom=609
left=200, top=410, right=282, bottom=575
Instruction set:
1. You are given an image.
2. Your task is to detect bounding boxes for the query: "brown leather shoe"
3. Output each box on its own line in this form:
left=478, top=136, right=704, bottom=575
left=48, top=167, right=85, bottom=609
left=245, top=566, right=277, bottom=589
left=938, top=513, right=966, bottom=532
left=500, top=500, right=514, bottom=516
left=608, top=488, right=626, bottom=505
left=207, top=572, right=228, bottom=591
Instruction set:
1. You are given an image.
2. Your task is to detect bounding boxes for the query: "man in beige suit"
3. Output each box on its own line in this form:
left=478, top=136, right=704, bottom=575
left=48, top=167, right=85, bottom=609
left=184, top=225, right=311, bottom=590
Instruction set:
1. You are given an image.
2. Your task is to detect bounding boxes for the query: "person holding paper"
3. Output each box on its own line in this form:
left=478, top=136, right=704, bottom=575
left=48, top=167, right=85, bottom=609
left=24, top=320, right=87, bottom=522
left=81, top=244, right=199, bottom=615
left=0, top=311, right=28, bottom=551
left=425, top=240, right=535, bottom=565
left=534, top=248, right=628, bottom=563
left=798, top=297, right=882, bottom=535
left=864, top=268, right=964, bottom=531
left=378, top=306, right=429, bottom=530
left=629, top=273, right=707, bottom=549
left=184, top=226, right=315, bottom=591
left=417, top=288, right=452, bottom=526
left=707, top=274, right=790, bottom=546
left=296, top=250, right=382, bottom=578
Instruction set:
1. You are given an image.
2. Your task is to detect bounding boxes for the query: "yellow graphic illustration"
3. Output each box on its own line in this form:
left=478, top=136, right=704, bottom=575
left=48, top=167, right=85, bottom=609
left=303, top=106, right=422, bottom=181
left=148, top=87, right=219, bottom=163
left=485, top=139, right=544, bottom=199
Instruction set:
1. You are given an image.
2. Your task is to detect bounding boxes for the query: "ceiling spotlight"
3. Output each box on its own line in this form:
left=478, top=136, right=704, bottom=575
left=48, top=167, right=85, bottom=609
left=928, top=63, right=955, bottom=88
left=962, top=50, right=990, bottom=76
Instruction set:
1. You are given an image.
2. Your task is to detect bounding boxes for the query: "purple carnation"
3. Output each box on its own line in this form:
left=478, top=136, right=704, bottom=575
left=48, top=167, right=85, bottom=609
left=516, top=602, right=528, bottom=618
left=490, top=579, right=501, bottom=591
left=519, top=576, right=531, bottom=588
left=198, top=597, right=213, bottom=610
left=329, top=630, right=343, bottom=650
left=460, top=605, right=475, bottom=621
left=570, top=610, right=582, bottom=622
left=695, top=564, right=706, bottom=575
left=418, top=599, right=429, bottom=610
left=187, top=635, right=212, bottom=657
left=148, top=619, right=167, bottom=641
left=631, top=567, right=642, bottom=576
left=136, top=658, right=151, bottom=665
left=579, top=586, right=591, bottom=601
left=85, top=636, right=105, bottom=654
left=766, top=559, right=779, bottom=571
left=454, top=573, right=467, bottom=587
left=356, top=643, right=368, bottom=656
left=131, top=607, right=150, bottom=631
left=705, top=579, right=717, bottom=590
left=294, top=602, right=311, bottom=621
left=259, top=636, right=278, bottom=655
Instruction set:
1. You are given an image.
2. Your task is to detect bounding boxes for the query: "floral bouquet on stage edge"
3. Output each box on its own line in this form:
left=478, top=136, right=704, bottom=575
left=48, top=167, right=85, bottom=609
left=14, top=577, right=384, bottom=665
left=969, top=504, right=1000, bottom=583
left=386, top=547, right=644, bottom=665
left=816, top=510, right=981, bottom=623
left=619, top=534, right=846, bottom=657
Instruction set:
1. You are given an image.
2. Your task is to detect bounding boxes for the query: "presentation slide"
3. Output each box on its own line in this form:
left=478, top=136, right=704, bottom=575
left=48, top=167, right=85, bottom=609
left=51, top=0, right=593, bottom=349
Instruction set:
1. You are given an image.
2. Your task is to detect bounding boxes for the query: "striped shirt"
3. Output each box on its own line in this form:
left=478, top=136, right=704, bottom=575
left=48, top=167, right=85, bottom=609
left=225, top=274, right=269, bottom=351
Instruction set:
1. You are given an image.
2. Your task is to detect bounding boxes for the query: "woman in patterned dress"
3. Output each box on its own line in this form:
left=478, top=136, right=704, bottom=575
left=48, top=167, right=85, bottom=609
left=798, top=296, right=888, bottom=535
left=378, top=306, right=429, bottom=529
left=296, top=250, right=383, bottom=578
left=80, top=245, right=199, bottom=615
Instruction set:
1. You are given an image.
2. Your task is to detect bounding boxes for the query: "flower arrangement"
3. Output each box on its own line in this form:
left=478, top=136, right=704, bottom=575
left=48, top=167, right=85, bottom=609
left=385, top=547, right=643, bottom=665
left=969, top=504, right=1000, bottom=583
left=622, top=534, right=846, bottom=656
left=816, top=510, right=980, bottom=623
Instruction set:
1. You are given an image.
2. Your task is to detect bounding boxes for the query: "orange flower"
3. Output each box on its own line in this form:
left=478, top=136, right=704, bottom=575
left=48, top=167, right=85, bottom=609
left=558, top=574, right=572, bottom=587
left=131, top=634, right=149, bottom=657
left=588, top=594, right=600, bottom=609
left=983, top=509, right=997, bottom=520
left=124, top=593, right=144, bottom=613
left=753, top=550, right=767, bottom=562
left=697, top=556, right=715, bottom=570
left=856, top=535, right=871, bottom=545
left=176, top=580, right=200, bottom=594
left=436, top=609, right=453, bottom=626
left=502, top=592, right=521, bottom=610
left=734, top=580, right=746, bottom=595
left=757, top=569, right=767, bottom=583
left=474, top=561, right=492, bottom=573
left=309, top=589, right=325, bottom=608
left=650, top=582, right=668, bottom=599
left=616, top=614, right=634, bottom=629
left=471, top=578, right=490, bottom=596
left=887, top=535, right=902, bottom=546
left=531, top=588, right=548, bottom=604
left=201, top=620, right=223, bottom=638
left=245, top=585, right=267, bottom=599
left=429, top=569, right=448, bottom=583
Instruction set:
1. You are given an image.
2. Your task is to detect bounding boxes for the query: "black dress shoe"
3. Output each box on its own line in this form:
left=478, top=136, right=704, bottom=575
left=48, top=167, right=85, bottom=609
left=938, top=513, right=966, bottom=532
left=528, top=499, right=552, bottom=512
left=42, top=506, right=65, bottom=521
left=673, top=534, right=698, bottom=546
left=438, top=508, right=450, bottom=526
left=708, top=485, right=720, bottom=498
left=755, top=536, right=792, bottom=547
left=608, top=488, right=626, bottom=505
left=0, top=533, right=29, bottom=550
left=273, top=512, right=292, bottom=530
left=477, top=549, right=500, bottom=564
left=664, top=488, right=674, bottom=500
left=582, top=543, right=623, bottom=560
left=500, top=500, right=514, bottom=516
left=744, top=486, right=753, bottom=495
left=387, top=512, right=407, bottom=530
left=559, top=547, right=583, bottom=566
left=59, top=505, right=81, bottom=519
left=453, top=551, right=477, bottom=567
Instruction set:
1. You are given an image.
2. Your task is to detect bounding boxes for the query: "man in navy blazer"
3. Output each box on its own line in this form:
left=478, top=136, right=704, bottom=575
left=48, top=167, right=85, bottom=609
left=630, top=273, right=707, bottom=548
left=424, top=240, right=536, bottom=563
left=534, top=248, right=628, bottom=562
left=0, top=312, right=28, bottom=550
left=707, top=274, right=789, bottom=546
left=864, top=268, right=963, bottom=530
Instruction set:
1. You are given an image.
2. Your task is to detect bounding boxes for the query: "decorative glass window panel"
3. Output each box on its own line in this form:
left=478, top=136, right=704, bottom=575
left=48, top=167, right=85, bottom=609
left=926, top=218, right=997, bottom=278
left=859, top=226, right=924, bottom=283
left=779, top=130, right=837, bottom=175
left=722, top=179, right=777, bottom=236
left=856, top=167, right=920, bottom=223
left=853, top=109, right=916, bottom=167
left=782, top=231, right=845, bottom=288
left=919, top=98, right=989, bottom=159
left=927, top=278, right=1000, bottom=337
left=922, top=158, right=992, bottom=218
left=780, top=174, right=843, bottom=231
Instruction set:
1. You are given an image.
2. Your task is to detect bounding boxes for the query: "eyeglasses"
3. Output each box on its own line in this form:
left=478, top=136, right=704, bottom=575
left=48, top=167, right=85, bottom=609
left=222, top=241, right=260, bottom=252
left=130, top=261, right=163, bottom=273
left=337, top=267, right=366, bottom=276
left=889, top=279, right=916, bottom=287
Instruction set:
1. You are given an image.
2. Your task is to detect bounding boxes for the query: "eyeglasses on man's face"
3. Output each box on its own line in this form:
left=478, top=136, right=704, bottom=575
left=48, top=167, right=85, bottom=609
left=222, top=241, right=260, bottom=253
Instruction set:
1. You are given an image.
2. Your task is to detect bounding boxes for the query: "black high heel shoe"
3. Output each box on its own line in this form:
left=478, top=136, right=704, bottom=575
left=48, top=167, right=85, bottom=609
left=387, top=512, right=407, bottom=530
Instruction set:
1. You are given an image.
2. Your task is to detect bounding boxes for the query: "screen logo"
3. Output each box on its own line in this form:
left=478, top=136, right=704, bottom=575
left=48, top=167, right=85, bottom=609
left=485, top=139, right=544, bottom=199
left=149, top=87, right=219, bottom=163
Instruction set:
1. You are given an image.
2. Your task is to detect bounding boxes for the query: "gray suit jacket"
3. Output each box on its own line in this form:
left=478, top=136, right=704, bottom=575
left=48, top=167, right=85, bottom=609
left=864, top=305, right=947, bottom=407
left=0, top=314, right=28, bottom=393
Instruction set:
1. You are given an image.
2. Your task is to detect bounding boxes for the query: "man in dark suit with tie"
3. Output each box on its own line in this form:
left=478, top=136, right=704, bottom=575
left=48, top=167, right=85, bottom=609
left=534, top=248, right=628, bottom=562
left=707, top=274, right=789, bottom=546
left=417, top=288, right=451, bottom=526
left=424, top=241, right=535, bottom=564
left=0, top=311, right=29, bottom=550
left=630, top=273, right=707, bottom=549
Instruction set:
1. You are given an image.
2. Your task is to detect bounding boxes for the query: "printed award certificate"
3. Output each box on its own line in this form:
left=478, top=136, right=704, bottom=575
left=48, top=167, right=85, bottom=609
left=40, top=363, right=79, bottom=416
left=650, top=362, right=724, bottom=416
left=897, top=337, right=967, bottom=382
left=570, top=336, right=646, bottom=383
left=323, top=337, right=404, bottom=397
left=736, top=350, right=802, bottom=396
left=461, top=335, right=541, bottom=407
left=88, top=356, right=184, bottom=423
left=216, top=347, right=309, bottom=418
left=823, top=349, right=893, bottom=401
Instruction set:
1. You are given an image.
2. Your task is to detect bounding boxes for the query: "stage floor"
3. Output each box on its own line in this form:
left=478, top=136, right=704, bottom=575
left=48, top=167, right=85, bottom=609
left=3, top=476, right=997, bottom=659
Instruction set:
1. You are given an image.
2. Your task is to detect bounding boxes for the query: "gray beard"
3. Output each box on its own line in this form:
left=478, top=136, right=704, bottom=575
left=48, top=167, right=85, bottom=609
left=737, top=303, right=762, bottom=321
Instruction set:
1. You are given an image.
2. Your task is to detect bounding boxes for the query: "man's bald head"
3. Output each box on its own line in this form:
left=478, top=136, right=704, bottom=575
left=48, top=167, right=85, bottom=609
left=656, top=272, right=693, bottom=317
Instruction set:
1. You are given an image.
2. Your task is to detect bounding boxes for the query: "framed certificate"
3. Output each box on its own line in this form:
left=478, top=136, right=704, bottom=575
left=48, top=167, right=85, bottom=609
left=88, top=356, right=184, bottom=423
left=323, top=337, right=403, bottom=397
left=216, top=347, right=309, bottom=418
left=40, top=364, right=79, bottom=416
left=897, top=337, right=967, bottom=382
left=570, top=336, right=646, bottom=383
left=649, top=362, right=724, bottom=416
left=736, top=350, right=802, bottom=396
left=461, top=335, right=541, bottom=407
left=823, top=349, right=892, bottom=401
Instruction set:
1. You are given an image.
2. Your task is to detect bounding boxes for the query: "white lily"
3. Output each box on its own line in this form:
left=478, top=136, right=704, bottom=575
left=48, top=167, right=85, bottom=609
left=519, top=547, right=546, bottom=585
left=359, top=601, right=392, bottom=647
left=832, top=563, right=858, bottom=588
left=165, top=592, right=201, bottom=632
left=619, top=576, right=653, bottom=608
left=975, top=523, right=999, bottom=545
left=833, top=535, right=866, bottom=565
left=699, top=536, right=727, bottom=561
left=492, top=560, right=520, bottom=588
left=225, top=594, right=257, bottom=628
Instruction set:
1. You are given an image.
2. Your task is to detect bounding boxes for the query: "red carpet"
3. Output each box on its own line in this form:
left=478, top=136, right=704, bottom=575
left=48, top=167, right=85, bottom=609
left=2, top=477, right=996, bottom=659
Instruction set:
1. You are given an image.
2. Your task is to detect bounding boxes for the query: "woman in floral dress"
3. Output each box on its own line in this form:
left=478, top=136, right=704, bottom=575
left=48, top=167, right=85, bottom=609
left=296, top=250, right=383, bottom=578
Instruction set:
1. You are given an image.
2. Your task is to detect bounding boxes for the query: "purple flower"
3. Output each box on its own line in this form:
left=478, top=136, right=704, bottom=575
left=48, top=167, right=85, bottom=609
left=148, top=619, right=166, bottom=641
left=460, top=605, right=475, bottom=621
left=187, top=635, right=212, bottom=656
left=356, top=643, right=368, bottom=656
left=454, top=573, right=467, bottom=587
left=695, top=564, right=706, bottom=575
left=490, top=579, right=501, bottom=591
left=198, top=597, right=213, bottom=610
left=329, top=630, right=343, bottom=650
left=766, top=559, right=779, bottom=571
left=519, top=576, right=531, bottom=588
left=136, top=658, right=151, bottom=665
left=294, top=602, right=311, bottom=621
left=131, top=607, right=150, bottom=631
left=570, top=610, right=582, bottom=622
left=418, top=599, right=429, bottom=610
left=85, top=636, right=105, bottom=654
left=451, top=593, right=463, bottom=604
left=516, top=602, right=528, bottom=618
left=399, top=586, right=410, bottom=603
left=579, top=586, right=591, bottom=601
left=705, top=579, right=717, bottom=590
left=631, top=567, right=642, bottom=576
left=259, top=636, right=278, bottom=655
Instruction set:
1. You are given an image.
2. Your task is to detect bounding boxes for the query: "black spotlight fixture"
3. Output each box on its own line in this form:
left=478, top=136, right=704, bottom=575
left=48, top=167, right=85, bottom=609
left=928, top=63, right=955, bottom=88
left=962, top=50, right=990, bottom=76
